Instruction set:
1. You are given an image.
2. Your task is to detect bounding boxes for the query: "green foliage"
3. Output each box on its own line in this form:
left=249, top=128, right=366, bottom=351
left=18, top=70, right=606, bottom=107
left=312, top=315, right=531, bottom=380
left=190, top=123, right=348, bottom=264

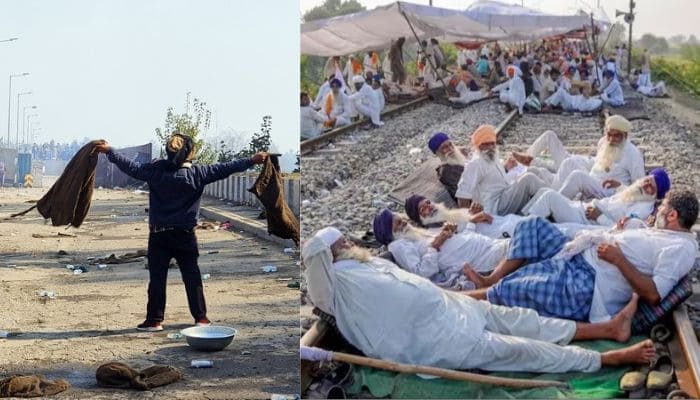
left=217, top=140, right=233, bottom=162
left=302, top=0, right=365, bottom=22
left=235, top=115, right=272, bottom=161
left=294, top=154, right=300, bottom=173
left=440, top=43, right=458, bottom=68
left=652, top=55, right=700, bottom=97
left=636, top=33, right=670, bottom=55
left=301, top=54, right=321, bottom=99
left=154, top=93, right=217, bottom=164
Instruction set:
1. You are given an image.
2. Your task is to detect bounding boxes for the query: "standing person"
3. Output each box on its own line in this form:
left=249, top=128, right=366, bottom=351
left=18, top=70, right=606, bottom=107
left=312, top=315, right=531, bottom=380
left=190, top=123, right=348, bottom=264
left=389, top=37, right=406, bottom=85
left=0, top=160, right=5, bottom=187
left=95, top=135, right=267, bottom=331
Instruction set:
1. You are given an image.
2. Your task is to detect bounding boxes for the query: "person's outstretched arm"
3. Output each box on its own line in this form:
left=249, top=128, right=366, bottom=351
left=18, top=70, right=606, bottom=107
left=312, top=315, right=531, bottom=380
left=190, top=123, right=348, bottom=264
left=96, top=141, right=154, bottom=182
left=198, top=152, right=267, bottom=185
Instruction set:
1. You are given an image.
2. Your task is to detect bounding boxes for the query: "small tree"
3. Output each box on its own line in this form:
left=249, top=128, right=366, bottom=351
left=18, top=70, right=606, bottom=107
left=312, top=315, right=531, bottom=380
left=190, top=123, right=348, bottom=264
left=155, top=93, right=217, bottom=164
left=235, top=115, right=272, bottom=160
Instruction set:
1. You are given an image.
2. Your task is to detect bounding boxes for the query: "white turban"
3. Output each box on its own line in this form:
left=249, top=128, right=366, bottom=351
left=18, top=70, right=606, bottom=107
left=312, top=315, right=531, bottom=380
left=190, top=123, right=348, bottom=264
left=315, top=227, right=343, bottom=247
left=605, top=115, right=632, bottom=134
left=352, top=75, right=365, bottom=84
left=302, top=231, right=340, bottom=316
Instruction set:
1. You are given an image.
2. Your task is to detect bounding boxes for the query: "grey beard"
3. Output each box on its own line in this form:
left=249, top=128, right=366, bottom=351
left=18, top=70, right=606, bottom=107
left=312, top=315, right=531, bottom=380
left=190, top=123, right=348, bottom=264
left=335, top=246, right=373, bottom=263
left=479, top=148, right=499, bottom=162
left=618, top=181, right=656, bottom=203
left=420, top=203, right=472, bottom=226
left=593, top=141, right=624, bottom=172
left=395, top=225, right=435, bottom=242
left=439, top=151, right=468, bottom=166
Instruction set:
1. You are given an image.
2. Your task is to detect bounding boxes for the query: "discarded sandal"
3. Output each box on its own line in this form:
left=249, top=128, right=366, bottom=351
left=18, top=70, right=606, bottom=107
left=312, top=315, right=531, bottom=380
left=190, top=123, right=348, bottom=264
left=646, top=354, right=675, bottom=391
left=650, top=324, right=672, bottom=343
left=620, top=365, right=651, bottom=392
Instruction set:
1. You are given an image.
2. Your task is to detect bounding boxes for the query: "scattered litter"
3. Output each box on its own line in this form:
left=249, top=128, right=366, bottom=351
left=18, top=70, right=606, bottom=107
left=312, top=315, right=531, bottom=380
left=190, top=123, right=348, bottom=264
left=32, top=232, right=77, bottom=239
left=296, top=261, right=301, bottom=266
left=197, top=222, right=220, bottom=231
left=207, top=251, right=219, bottom=255
left=190, top=360, right=213, bottom=368
left=201, top=274, right=211, bottom=280
left=287, top=281, right=300, bottom=289
left=57, top=250, right=69, bottom=256
left=276, top=278, right=293, bottom=282
left=38, top=290, right=56, bottom=299
left=92, top=250, right=147, bottom=265
left=0, top=331, right=10, bottom=338
left=133, top=189, right=149, bottom=195
left=271, top=395, right=300, bottom=400
left=409, top=147, right=422, bottom=155
left=167, top=333, right=183, bottom=340
left=301, top=200, right=311, bottom=207
left=283, top=248, right=295, bottom=254
left=6, top=264, right=17, bottom=268
left=261, top=266, right=277, bottom=273
left=66, top=264, right=75, bottom=270
left=73, top=269, right=83, bottom=275
left=71, top=265, right=88, bottom=273
left=241, top=351, right=252, bottom=355
left=220, top=221, right=232, bottom=230
left=97, top=264, right=108, bottom=270
left=334, top=179, right=344, bottom=188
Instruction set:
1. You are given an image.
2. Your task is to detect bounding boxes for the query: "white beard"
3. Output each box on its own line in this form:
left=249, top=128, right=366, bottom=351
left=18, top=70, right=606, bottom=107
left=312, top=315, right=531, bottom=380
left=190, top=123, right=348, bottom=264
left=439, top=150, right=468, bottom=166
left=479, top=148, right=500, bottom=162
left=394, top=225, right=435, bottom=242
left=618, top=181, right=656, bottom=203
left=335, top=246, right=373, bottom=263
left=420, top=202, right=472, bottom=227
left=654, top=214, right=667, bottom=229
left=593, top=140, right=624, bottom=173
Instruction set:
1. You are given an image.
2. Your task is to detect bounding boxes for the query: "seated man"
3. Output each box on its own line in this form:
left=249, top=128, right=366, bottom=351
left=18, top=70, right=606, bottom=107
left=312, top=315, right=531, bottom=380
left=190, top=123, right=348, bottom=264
left=348, top=75, right=384, bottom=127
left=456, top=125, right=548, bottom=215
left=543, top=68, right=602, bottom=112
left=449, top=72, right=488, bottom=105
left=313, top=74, right=335, bottom=109
left=321, top=78, right=352, bottom=129
left=491, top=65, right=526, bottom=115
left=465, top=190, right=699, bottom=323
left=371, top=76, right=385, bottom=112
left=300, top=92, right=328, bottom=140
left=428, top=132, right=468, bottom=201
left=557, top=115, right=645, bottom=200
left=524, top=169, right=670, bottom=226
left=633, top=69, right=668, bottom=98
left=600, top=69, right=625, bottom=107
left=372, top=209, right=505, bottom=289
left=304, top=226, right=655, bottom=373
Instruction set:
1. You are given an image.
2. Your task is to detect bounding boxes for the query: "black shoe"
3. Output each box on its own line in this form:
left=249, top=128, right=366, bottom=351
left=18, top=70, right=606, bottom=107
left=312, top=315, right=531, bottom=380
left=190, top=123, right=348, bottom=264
left=136, top=320, right=163, bottom=332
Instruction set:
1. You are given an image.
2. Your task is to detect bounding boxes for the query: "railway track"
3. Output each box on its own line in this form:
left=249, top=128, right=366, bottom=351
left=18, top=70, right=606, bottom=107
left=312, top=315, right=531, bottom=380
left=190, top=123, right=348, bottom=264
left=301, top=99, right=700, bottom=398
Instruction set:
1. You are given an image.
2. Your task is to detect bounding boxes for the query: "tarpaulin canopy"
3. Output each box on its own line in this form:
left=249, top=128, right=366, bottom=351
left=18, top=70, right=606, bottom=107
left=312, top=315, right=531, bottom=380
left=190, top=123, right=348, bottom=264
left=301, top=1, right=610, bottom=57
left=301, top=2, right=501, bottom=57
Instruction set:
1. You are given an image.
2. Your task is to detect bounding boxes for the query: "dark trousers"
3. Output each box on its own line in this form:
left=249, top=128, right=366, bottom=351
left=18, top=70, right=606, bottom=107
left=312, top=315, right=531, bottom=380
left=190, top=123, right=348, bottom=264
left=146, top=229, right=206, bottom=322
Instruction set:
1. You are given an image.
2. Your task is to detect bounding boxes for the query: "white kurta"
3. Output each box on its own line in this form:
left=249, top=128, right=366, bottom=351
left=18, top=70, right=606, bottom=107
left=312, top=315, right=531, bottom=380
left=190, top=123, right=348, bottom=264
left=493, top=75, right=526, bottom=114
left=348, top=83, right=382, bottom=125
left=456, top=155, right=509, bottom=213
left=313, top=81, right=331, bottom=109
left=302, top=249, right=601, bottom=373
left=374, top=88, right=385, bottom=112
left=300, top=106, right=327, bottom=139
left=526, top=188, right=655, bottom=226
left=545, top=86, right=602, bottom=112
left=583, top=229, right=698, bottom=322
left=324, top=92, right=352, bottom=127
left=388, top=231, right=508, bottom=280
left=601, top=79, right=625, bottom=106
left=450, top=80, right=487, bottom=104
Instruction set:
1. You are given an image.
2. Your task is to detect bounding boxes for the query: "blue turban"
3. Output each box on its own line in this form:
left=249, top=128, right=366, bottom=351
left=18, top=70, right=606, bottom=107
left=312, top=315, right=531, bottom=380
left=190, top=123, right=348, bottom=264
left=330, top=78, right=342, bottom=88
left=650, top=168, right=671, bottom=199
left=405, top=194, right=426, bottom=225
left=373, top=209, right=395, bottom=245
left=428, top=132, right=450, bottom=154
left=373, top=74, right=382, bottom=83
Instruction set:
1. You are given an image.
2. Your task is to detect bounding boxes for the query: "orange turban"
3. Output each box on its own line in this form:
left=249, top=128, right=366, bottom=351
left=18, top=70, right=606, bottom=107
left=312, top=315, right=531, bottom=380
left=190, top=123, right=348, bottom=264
left=471, top=124, right=497, bottom=147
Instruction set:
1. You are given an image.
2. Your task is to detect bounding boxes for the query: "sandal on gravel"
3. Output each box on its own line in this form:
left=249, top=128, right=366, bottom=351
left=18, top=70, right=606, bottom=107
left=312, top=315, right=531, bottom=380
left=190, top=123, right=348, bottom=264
left=650, top=324, right=672, bottom=343
left=620, top=365, right=651, bottom=391
left=646, top=354, right=675, bottom=391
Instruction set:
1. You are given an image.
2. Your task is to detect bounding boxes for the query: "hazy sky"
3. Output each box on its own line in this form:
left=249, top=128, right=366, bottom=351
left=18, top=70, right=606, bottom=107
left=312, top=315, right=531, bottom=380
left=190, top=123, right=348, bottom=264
left=1, top=0, right=299, bottom=153
left=300, top=0, right=699, bottom=39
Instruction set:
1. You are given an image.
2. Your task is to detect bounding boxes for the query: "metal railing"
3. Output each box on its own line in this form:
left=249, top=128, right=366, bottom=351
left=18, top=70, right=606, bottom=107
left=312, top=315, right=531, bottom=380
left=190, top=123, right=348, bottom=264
left=202, top=173, right=301, bottom=217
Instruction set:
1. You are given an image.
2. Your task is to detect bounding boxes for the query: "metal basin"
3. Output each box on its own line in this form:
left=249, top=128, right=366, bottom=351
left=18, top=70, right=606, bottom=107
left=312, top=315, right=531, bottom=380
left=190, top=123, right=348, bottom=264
left=180, top=326, right=237, bottom=351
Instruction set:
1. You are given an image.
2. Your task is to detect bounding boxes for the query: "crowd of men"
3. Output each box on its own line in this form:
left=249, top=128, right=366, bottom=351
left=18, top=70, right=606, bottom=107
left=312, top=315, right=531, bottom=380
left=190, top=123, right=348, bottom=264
left=301, top=38, right=669, bottom=141
left=304, top=101, right=696, bottom=374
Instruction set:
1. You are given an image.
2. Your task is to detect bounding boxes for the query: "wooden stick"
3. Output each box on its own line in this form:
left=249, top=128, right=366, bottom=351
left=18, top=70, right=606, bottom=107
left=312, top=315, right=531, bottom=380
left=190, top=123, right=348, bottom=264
left=330, top=350, right=569, bottom=389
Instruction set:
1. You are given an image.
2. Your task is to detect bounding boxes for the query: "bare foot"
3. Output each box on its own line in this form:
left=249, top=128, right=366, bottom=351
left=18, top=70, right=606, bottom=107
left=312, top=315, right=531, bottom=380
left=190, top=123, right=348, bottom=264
left=511, top=152, right=533, bottom=166
left=463, top=265, right=490, bottom=288
left=601, top=339, right=655, bottom=366
left=608, top=293, right=639, bottom=343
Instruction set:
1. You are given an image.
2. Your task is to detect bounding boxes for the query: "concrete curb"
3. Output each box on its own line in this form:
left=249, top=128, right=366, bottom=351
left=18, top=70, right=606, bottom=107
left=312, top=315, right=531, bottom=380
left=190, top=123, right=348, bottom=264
left=200, top=206, right=296, bottom=247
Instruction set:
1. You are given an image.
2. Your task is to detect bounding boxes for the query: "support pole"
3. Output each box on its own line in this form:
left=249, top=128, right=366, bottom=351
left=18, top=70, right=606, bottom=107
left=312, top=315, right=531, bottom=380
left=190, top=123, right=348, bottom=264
left=400, top=7, right=450, bottom=98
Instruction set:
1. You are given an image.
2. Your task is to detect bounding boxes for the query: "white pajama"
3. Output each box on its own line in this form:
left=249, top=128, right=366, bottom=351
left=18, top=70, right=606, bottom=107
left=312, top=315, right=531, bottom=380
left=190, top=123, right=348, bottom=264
left=496, top=173, right=548, bottom=215
left=526, top=130, right=570, bottom=173
left=559, top=170, right=615, bottom=199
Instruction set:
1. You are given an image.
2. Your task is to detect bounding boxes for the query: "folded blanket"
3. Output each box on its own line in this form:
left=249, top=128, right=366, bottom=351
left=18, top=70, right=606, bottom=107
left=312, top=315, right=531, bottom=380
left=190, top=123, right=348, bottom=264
left=0, top=375, right=70, bottom=398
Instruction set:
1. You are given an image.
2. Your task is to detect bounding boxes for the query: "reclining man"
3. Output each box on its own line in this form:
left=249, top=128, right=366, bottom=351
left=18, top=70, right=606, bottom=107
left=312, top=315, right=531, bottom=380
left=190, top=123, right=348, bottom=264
left=465, top=190, right=699, bottom=324
left=543, top=68, right=602, bottom=112
left=524, top=168, right=670, bottom=226
left=456, top=124, right=548, bottom=215
left=304, top=226, right=655, bottom=374
left=372, top=209, right=505, bottom=290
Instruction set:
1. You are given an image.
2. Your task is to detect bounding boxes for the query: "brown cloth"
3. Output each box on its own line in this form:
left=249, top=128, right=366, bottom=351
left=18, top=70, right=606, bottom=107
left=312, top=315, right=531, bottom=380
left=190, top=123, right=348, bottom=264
left=0, top=375, right=70, bottom=398
left=12, top=140, right=104, bottom=227
left=248, top=155, right=300, bottom=246
left=95, top=362, right=182, bottom=390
